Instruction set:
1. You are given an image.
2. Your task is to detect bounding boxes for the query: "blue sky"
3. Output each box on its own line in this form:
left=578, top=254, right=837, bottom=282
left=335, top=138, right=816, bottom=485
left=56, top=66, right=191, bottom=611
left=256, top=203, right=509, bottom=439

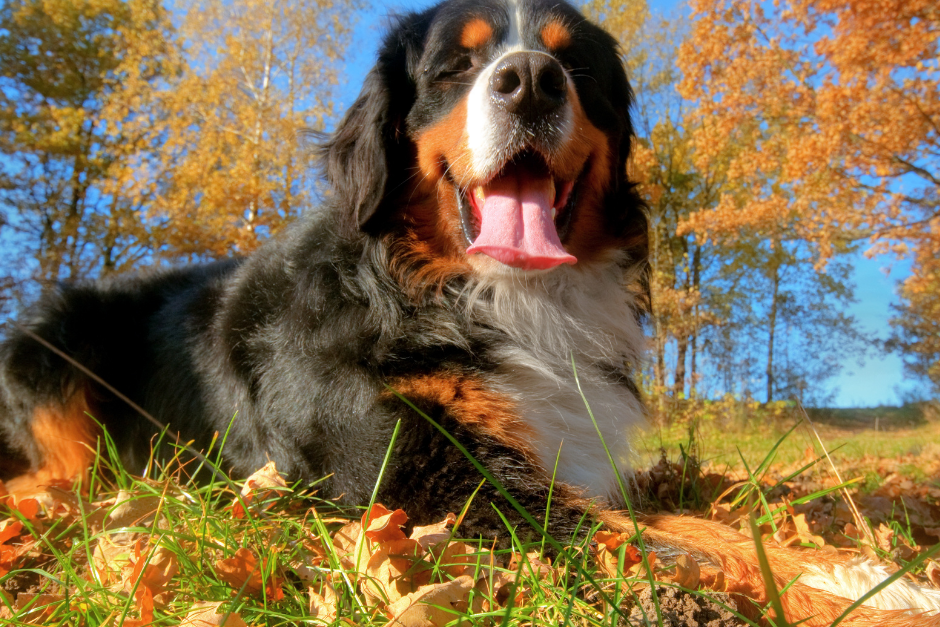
left=335, top=0, right=914, bottom=408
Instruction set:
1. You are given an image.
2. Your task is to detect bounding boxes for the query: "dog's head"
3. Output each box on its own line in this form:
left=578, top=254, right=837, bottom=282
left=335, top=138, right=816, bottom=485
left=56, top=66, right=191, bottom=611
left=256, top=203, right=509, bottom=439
left=322, top=0, right=647, bottom=280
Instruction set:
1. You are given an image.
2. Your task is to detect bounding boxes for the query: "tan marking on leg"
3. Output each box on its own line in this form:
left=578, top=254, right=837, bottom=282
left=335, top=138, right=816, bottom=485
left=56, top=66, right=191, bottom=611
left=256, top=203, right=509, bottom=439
left=6, top=393, right=99, bottom=493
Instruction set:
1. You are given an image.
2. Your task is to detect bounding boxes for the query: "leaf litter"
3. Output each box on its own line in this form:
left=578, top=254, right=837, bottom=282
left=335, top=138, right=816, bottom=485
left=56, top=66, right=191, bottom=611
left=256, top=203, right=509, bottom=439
left=0, top=443, right=936, bottom=626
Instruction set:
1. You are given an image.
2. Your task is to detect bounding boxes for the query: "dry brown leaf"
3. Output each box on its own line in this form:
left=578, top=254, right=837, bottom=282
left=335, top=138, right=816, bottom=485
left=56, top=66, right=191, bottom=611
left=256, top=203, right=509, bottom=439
left=875, top=523, right=896, bottom=552
left=473, top=569, right=517, bottom=613
left=434, top=541, right=478, bottom=578
left=410, top=513, right=457, bottom=550
left=626, top=550, right=656, bottom=581
left=4, top=482, right=77, bottom=517
left=233, top=461, right=289, bottom=518
left=123, top=539, right=178, bottom=607
left=14, top=593, right=63, bottom=624
left=594, top=530, right=631, bottom=551
left=94, top=490, right=169, bottom=584
left=179, top=601, right=249, bottom=627
left=0, top=520, right=23, bottom=546
left=385, top=575, right=474, bottom=627
left=700, top=567, right=727, bottom=592
left=926, top=560, right=940, bottom=589
left=363, top=540, right=426, bottom=606
left=309, top=581, right=338, bottom=621
left=671, top=553, right=701, bottom=589
left=509, top=551, right=554, bottom=583
left=333, top=520, right=363, bottom=571
left=12, top=498, right=39, bottom=521
left=593, top=531, right=643, bottom=580
left=333, top=521, right=362, bottom=554
left=109, top=491, right=162, bottom=529
left=843, top=522, right=864, bottom=543
left=0, top=521, right=25, bottom=578
left=792, top=512, right=826, bottom=546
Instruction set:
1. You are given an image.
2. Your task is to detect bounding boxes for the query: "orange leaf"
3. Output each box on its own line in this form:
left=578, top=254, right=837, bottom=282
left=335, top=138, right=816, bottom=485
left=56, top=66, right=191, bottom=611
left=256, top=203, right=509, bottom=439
left=14, top=499, right=39, bottom=521
left=0, top=521, right=23, bottom=546
left=215, top=547, right=283, bottom=600
left=363, top=504, right=408, bottom=543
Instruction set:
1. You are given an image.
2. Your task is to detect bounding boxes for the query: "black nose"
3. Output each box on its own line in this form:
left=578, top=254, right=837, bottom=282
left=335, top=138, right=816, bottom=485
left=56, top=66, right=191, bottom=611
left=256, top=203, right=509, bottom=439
left=489, top=52, right=567, bottom=119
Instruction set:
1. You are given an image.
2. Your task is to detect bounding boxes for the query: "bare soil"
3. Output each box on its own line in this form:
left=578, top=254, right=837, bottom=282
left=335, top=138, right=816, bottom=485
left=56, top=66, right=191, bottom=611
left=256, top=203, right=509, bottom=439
left=627, top=586, right=749, bottom=627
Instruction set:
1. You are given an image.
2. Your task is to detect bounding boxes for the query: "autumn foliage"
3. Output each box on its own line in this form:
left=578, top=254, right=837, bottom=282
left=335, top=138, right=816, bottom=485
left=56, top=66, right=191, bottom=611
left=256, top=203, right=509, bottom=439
left=0, top=0, right=353, bottom=305
left=677, top=0, right=940, bottom=392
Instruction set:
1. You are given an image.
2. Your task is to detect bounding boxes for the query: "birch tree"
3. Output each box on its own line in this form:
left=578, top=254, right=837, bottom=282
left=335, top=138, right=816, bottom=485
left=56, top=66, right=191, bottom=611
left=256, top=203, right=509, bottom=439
left=153, top=0, right=355, bottom=257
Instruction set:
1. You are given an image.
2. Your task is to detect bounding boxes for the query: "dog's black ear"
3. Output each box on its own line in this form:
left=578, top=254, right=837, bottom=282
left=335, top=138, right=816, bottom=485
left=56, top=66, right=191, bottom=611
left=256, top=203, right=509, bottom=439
left=320, top=12, right=431, bottom=233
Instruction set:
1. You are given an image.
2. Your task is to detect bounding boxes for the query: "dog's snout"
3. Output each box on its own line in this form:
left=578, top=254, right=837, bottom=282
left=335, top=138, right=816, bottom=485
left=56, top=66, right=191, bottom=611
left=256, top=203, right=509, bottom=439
left=489, top=52, right=567, bottom=118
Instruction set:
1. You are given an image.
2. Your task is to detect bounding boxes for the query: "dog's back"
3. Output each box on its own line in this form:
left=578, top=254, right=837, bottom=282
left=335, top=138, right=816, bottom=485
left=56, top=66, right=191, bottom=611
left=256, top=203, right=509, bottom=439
left=0, top=261, right=240, bottom=482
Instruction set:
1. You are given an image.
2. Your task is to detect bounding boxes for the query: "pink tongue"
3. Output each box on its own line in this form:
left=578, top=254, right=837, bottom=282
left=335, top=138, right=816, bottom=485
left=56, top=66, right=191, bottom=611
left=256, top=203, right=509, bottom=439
left=466, top=168, right=577, bottom=270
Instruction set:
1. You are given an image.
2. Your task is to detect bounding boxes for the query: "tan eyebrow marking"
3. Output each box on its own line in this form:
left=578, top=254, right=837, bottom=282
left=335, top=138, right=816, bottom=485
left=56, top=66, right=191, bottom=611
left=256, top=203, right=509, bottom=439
left=460, top=17, right=494, bottom=49
left=541, top=20, right=572, bottom=51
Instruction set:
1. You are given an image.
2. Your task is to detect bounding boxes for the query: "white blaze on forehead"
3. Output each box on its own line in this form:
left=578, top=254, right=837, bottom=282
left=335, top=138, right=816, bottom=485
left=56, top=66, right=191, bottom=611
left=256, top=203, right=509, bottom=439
left=505, top=0, right=525, bottom=49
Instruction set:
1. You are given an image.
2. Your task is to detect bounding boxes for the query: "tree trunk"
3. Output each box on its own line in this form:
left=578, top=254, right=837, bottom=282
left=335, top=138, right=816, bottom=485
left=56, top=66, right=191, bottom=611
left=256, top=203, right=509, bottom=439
left=766, top=264, right=780, bottom=403
left=674, top=335, right=687, bottom=398
left=689, top=244, right=702, bottom=398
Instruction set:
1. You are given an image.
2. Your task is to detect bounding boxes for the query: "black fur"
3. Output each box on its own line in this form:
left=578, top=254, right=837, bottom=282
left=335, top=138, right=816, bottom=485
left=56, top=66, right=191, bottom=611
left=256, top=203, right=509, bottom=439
left=0, top=0, right=647, bottom=541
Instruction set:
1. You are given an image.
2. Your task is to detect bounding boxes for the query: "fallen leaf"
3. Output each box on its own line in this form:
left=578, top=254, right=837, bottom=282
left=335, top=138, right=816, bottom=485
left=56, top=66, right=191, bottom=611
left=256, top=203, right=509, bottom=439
left=700, top=567, right=727, bottom=592
left=233, top=461, right=289, bottom=518
left=309, top=581, right=338, bottom=621
left=124, top=539, right=178, bottom=608
left=14, top=593, right=63, bottom=624
left=179, top=601, right=248, bottom=626
left=509, top=551, right=554, bottom=583
left=593, top=531, right=643, bottom=580
left=410, top=513, right=457, bottom=550
left=385, top=575, right=474, bottom=627
left=434, top=541, right=478, bottom=578
left=215, top=547, right=284, bottom=600
left=472, top=570, right=517, bottom=614
left=926, top=560, right=940, bottom=589
left=109, top=490, right=162, bottom=529
left=671, top=553, right=701, bottom=589
left=0, top=520, right=23, bottom=546
left=13, top=499, right=39, bottom=521
left=362, top=538, right=430, bottom=605
left=363, top=504, right=408, bottom=544
left=332, top=520, right=363, bottom=571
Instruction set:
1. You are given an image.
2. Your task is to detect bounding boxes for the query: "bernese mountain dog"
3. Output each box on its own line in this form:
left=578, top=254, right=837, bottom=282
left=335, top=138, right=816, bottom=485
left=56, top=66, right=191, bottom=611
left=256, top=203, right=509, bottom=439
left=0, top=0, right=937, bottom=624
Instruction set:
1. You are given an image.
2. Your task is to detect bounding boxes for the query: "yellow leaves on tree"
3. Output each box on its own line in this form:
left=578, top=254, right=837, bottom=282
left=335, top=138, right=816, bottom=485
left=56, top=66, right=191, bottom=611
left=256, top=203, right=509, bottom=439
left=152, top=0, right=355, bottom=257
left=0, top=0, right=356, bottom=306
left=0, top=0, right=175, bottom=287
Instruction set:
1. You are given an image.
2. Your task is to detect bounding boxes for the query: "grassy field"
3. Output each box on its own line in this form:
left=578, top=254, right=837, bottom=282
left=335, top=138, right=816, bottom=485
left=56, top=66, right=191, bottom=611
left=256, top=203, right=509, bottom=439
left=642, top=402, right=940, bottom=475
left=0, top=402, right=938, bottom=626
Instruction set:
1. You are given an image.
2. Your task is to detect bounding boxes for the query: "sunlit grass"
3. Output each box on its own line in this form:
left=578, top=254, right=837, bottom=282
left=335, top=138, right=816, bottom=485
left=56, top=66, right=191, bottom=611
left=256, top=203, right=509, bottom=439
left=642, top=404, right=940, bottom=473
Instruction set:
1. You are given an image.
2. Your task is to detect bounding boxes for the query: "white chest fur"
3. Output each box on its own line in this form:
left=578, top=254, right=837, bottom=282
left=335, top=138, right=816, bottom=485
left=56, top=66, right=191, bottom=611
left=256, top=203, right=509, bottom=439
left=465, top=259, right=647, bottom=504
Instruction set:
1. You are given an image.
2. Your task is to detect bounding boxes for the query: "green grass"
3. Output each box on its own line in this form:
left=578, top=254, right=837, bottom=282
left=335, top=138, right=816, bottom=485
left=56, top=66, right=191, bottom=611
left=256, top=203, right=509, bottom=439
left=1, top=401, right=938, bottom=625
left=0, top=434, right=752, bottom=627
left=642, top=402, right=940, bottom=472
